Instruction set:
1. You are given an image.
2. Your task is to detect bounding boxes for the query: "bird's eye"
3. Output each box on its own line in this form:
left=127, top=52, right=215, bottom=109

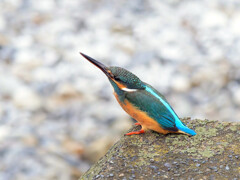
left=114, top=76, right=121, bottom=81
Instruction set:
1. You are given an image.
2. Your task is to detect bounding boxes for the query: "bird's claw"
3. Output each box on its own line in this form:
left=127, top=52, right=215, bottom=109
left=134, top=122, right=141, bottom=126
left=125, top=129, right=145, bottom=136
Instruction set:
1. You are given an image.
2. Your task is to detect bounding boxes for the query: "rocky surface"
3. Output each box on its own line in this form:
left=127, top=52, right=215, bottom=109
left=0, top=0, right=240, bottom=179
left=80, top=118, right=240, bottom=179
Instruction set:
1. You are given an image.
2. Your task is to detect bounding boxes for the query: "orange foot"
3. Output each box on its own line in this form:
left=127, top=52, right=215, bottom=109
left=125, top=129, right=145, bottom=136
left=134, top=122, right=141, bottom=126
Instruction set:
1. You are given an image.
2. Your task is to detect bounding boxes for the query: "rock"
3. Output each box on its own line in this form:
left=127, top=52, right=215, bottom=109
left=0, top=125, right=10, bottom=142
left=0, top=75, right=23, bottom=97
left=32, top=67, right=56, bottom=82
left=45, top=83, right=82, bottom=111
left=13, top=87, right=42, bottom=111
left=201, top=10, right=227, bottom=28
left=80, top=118, right=240, bottom=179
left=0, top=16, right=6, bottom=31
left=31, top=0, right=55, bottom=12
left=230, top=12, right=240, bottom=36
left=171, top=74, right=191, bottom=92
left=114, top=37, right=136, bottom=55
left=22, top=135, right=38, bottom=147
left=14, top=49, right=42, bottom=69
left=0, top=104, right=2, bottom=118
left=233, top=87, right=240, bottom=106
left=62, top=138, right=84, bottom=155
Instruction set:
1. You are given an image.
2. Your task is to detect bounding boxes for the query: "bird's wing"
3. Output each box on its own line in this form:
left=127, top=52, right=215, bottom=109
left=144, top=84, right=187, bottom=126
left=125, top=86, right=178, bottom=131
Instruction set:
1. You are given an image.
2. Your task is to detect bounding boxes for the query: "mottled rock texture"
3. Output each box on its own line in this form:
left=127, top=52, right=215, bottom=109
left=80, top=118, right=240, bottom=179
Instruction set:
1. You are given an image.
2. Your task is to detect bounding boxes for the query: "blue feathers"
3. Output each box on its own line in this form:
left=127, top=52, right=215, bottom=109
left=177, top=125, right=197, bottom=136
left=145, top=86, right=178, bottom=120
left=145, top=86, right=196, bottom=136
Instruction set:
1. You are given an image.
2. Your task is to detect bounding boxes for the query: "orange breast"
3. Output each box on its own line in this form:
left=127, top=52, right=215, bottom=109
left=113, top=92, right=170, bottom=134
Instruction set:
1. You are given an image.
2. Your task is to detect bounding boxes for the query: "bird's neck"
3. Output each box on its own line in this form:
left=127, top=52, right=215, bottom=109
left=109, top=79, right=145, bottom=102
left=109, top=79, right=124, bottom=97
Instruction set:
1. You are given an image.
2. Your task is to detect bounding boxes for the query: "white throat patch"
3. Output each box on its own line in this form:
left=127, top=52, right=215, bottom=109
left=121, top=88, right=138, bottom=92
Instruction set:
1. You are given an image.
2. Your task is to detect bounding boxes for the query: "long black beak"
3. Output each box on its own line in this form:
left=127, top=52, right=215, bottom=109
left=80, top=52, right=113, bottom=78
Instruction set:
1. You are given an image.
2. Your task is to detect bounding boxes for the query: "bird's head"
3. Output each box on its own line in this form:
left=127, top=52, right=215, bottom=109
left=80, top=53, right=145, bottom=91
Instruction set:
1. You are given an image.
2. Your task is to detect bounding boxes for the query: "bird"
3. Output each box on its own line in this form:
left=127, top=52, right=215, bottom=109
left=80, top=52, right=196, bottom=136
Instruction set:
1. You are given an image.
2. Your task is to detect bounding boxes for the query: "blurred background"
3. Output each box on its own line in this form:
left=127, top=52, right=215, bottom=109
left=0, top=0, right=240, bottom=179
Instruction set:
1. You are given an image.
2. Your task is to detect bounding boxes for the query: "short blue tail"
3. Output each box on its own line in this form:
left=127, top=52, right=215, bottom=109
left=174, top=116, right=196, bottom=136
left=177, top=125, right=196, bottom=136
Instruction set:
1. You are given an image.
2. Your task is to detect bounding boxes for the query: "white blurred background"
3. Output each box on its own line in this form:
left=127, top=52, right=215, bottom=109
left=0, top=0, right=240, bottom=179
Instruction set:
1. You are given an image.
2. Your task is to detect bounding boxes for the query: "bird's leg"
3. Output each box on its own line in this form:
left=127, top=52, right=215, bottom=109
left=125, top=129, right=145, bottom=136
left=134, top=122, right=141, bottom=126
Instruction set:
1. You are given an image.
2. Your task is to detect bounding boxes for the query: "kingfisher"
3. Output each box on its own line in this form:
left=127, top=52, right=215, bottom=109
left=80, top=53, right=196, bottom=136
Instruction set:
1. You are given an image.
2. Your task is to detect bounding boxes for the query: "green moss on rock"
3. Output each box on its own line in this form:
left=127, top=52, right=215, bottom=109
left=80, top=118, right=240, bottom=179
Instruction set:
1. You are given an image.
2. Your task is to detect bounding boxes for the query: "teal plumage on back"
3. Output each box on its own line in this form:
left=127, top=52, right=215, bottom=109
left=144, top=84, right=196, bottom=136
left=125, top=86, right=178, bottom=131
left=123, top=83, right=196, bottom=136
